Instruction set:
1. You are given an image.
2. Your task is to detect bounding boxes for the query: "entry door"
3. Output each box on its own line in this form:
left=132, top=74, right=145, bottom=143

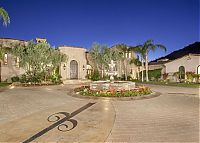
left=70, top=60, right=78, bottom=79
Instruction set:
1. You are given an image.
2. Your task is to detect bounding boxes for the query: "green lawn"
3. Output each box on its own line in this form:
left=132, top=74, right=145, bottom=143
left=136, top=81, right=200, bottom=88
left=0, top=82, right=11, bottom=88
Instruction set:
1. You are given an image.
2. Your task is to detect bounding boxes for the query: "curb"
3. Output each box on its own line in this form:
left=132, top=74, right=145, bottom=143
left=67, top=89, right=161, bottom=101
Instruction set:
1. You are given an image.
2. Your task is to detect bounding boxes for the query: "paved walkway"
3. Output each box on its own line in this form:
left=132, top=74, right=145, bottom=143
left=0, top=84, right=199, bottom=142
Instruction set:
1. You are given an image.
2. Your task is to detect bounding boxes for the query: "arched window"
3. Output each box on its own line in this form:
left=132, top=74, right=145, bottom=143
left=4, top=53, right=8, bottom=65
left=197, top=65, right=200, bottom=74
left=179, top=66, right=185, bottom=79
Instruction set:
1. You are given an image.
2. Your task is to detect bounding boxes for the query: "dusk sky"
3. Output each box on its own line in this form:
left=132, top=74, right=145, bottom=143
left=0, top=0, right=199, bottom=61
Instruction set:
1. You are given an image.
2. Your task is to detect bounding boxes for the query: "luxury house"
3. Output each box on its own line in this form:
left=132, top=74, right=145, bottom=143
left=0, top=38, right=138, bottom=82
left=1, top=37, right=199, bottom=82
left=149, top=42, right=200, bottom=81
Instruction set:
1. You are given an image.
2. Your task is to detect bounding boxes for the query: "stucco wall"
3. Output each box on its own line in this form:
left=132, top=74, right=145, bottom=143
left=0, top=38, right=27, bottom=47
left=1, top=53, right=25, bottom=81
left=0, top=38, right=26, bottom=81
left=165, top=55, right=200, bottom=74
left=149, top=64, right=163, bottom=71
left=59, top=46, right=87, bottom=80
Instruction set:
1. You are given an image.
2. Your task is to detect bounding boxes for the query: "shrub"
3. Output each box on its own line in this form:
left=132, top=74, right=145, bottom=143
left=162, top=73, right=168, bottom=80
left=19, top=74, right=27, bottom=83
left=90, top=70, right=100, bottom=81
left=74, top=86, right=152, bottom=97
left=11, top=76, right=20, bottom=82
left=173, top=72, right=181, bottom=82
left=20, top=72, right=42, bottom=84
left=186, top=72, right=195, bottom=83
left=85, top=74, right=91, bottom=79
left=120, top=74, right=132, bottom=81
left=51, top=74, right=62, bottom=84
left=193, top=74, right=200, bottom=83
left=140, top=69, right=162, bottom=81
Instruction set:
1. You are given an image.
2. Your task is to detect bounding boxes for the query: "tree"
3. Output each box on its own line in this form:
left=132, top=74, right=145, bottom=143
left=129, top=56, right=141, bottom=80
left=102, top=47, right=122, bottom=69
left=0, top=7, right=10, bottom=26
left=89, top=43, right=105, bottom=78
left=130, top=46, right=146, bottom=82
left=12, top=41, right=67, bottom=83
left=137, top=40, right=166, bottom=82
left=115, top=44, right=130, bottom=80
left=89, top=43, right=122, bottom=79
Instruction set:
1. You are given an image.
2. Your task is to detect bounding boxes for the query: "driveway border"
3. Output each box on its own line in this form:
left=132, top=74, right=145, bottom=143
left=67, top=89, right=161, bottom=101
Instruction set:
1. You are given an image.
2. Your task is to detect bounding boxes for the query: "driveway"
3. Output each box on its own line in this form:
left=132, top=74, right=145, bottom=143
left=0, top=84, right=199, bottom=142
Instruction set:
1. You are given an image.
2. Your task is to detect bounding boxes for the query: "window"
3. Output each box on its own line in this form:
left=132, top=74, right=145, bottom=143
left=125, top=52, right=128, bottom=58
left=125, top=52, right=131, bottom=58
left=178, top=66, right=185, bottom=79
left=197, top=65, right=200, bottom=74
left=128, top=52, right=131, bottom=58
left=15, top=57, right=20, bottom=68
left=4, top=53, right=8, bottom=65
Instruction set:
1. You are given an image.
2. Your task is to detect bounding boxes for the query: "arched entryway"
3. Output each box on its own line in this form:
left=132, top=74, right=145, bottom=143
left=70, top=60, right=78, bottom=79
left=197, top=65, right=200, bottom=74
left=178, top=66, right=185, bottom=79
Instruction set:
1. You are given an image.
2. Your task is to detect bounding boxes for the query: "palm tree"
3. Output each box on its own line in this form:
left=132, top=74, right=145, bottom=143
left=0, top=7, right=10, bottom=26
left=130, top=46, right=146, bottom=82
left=140, top=40, right=166, bottom=82
left=129, top=56, right=141, bottom=80
left=115, top=44, right=130, bottom=81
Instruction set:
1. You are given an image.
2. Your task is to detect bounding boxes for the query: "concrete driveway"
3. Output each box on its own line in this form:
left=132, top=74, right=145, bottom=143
left=0, top=84, right=199, bottom=142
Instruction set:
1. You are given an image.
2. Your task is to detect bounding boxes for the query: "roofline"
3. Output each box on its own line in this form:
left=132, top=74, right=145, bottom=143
left=149, top=61, right=170, bottom=65
left=59, top=45, right=86, bottom=50
left=0, top=37, right=27, bottom=42
left=150, top=41, right=200, bottom=63
left=164, top=54, right=200, bottom=65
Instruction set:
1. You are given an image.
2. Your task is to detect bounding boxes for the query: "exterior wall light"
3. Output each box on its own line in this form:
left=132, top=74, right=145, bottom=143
left=83, top=65, right=85, bottom=70
left=63, top=64, right=66, bottom=70
left=187, top=55, right=191, bottom=60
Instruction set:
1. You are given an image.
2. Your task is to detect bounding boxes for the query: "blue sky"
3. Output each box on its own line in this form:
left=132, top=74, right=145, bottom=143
left=0, top=0, right=199, bottom=60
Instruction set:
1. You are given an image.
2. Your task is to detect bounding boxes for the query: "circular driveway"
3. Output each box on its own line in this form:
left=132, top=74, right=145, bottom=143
left=0, top=84, right=199, bottom=142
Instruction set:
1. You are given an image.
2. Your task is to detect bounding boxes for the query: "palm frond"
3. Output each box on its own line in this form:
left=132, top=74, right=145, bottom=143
left=0, top=7, right=10, bottom=26
left=156, top=44, right=167, bottom=52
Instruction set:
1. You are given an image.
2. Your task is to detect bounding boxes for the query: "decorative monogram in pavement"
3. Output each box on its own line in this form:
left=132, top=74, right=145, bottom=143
left=23, top=102, right=96, bottom=143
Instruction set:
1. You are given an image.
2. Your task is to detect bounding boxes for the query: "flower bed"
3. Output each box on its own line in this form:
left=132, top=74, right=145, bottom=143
left=74, top=86, right=152, bottom=97
left=11, top=81, right=62, bottom=87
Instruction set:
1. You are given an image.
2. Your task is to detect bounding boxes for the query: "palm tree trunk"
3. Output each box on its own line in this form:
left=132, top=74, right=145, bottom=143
left=145, top=52, right=149, bottom=82
left=101, top=65, right=104, bottom=79
left=137, top=66, right=140, bottom=80
left=141, top=58, right=144, bottom=82
left=96, top=64, right=101, bottom=78
left=124, top=59, right=127, bottom=81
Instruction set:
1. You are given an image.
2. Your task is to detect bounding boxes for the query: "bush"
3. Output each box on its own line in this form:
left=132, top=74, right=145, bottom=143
left=11, top=76, right=20, bottom=82
left=19, top=72, right=43, bottom=84
left=186, top=72, right=195, bottom=83
left=120, top=74, right=132, bottom=81
left=51, top=73, right=62, bottom=84
left=193, top=74, right=200, bottom=83
left=90, top=70, right=100, bottom=81
left=19, top=74, right=27, bottom=83
left=74, top=86, right=152, bottom=97
left=162, top=73, right=168, bottom=80
left=140, top=69, right=162, bottom=81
